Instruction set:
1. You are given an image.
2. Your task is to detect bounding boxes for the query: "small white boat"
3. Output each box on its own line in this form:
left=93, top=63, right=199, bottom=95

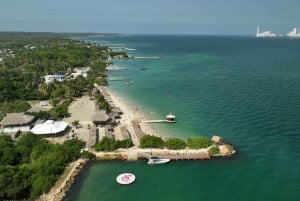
left=147, top=156, right=170, bottom=165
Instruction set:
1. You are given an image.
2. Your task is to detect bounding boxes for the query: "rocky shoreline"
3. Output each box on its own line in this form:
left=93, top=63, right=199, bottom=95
left=39, top=159, right=88, bottom=201
left=40, top=142, right=235, bottom=201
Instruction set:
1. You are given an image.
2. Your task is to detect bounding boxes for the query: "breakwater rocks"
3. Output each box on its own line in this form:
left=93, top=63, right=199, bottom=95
left=95, top=152, right=127, bottom=160
left=39, top=159, right=88, bottom=201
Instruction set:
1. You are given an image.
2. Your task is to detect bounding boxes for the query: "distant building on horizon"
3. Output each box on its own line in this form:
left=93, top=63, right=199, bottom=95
left=256, top=26, right=277, bottom=38
left=287, top=28, right=300, bottom=38
left=256, top=26, right=300, bottom=38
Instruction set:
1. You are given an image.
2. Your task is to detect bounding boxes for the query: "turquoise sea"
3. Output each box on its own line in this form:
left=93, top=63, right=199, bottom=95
left=65, top=35, right=300, bottom=201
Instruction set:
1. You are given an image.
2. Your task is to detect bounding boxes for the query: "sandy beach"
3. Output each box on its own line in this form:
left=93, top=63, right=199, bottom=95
left=41, top=85, right=234, bottom=200
left=95, top=85, right=159, bottom=146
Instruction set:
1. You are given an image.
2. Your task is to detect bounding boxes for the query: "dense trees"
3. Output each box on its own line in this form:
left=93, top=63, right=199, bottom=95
left=208, top=145, right=220, bottom=155
left=94, top=137, right=134, bottom=151
left=0, top=133, right=84, bottom=200
left=166, top=138, right=187, bottom=150
left=94, top=91, right=111, bottom=113
left=0, top=33, right=110, bottom=102
left=187, top=137, right=212, bottom=149
left=0, top=33, right=128, bottom=123
left=0, top=101, right=31, bottom=114
left=139, top=135, right=165, bottom=148
left=0, top=33, right=128, bottom=200
left=139, top=135, right=213, bottom=150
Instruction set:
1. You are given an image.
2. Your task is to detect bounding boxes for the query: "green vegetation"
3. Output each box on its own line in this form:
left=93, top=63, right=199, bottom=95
left=94, top=137, right=134, bottom=152
left=0, top=112, right=4, bottom=121
left=109, top=51, right=129, bottom=58
left=139, top=135, right=213, bottom=150
left=0, top=101, right=31, bottom=113
left=166, top=138, right=187, bottom=150
left=187, top=137, right=212, bottom=149
left=81, top=150, right=96, bottom=160
left=0, top=32, right=126, bottom=110
left=94, top=91, right=111, bottom=113
left=139, top=135, right=165, bottom=148
left=0, top=33, right=127, bottom=121
left=0, top=32, right=129, bottom=200
left=72, top=120, right=80, bottom=128
left=208, top=145, right=220, bottom=155
left=0, top=133, right=84, bottom=200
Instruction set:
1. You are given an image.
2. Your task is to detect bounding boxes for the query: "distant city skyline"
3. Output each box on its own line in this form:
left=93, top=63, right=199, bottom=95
left=1, top=0, right=300, bottom=35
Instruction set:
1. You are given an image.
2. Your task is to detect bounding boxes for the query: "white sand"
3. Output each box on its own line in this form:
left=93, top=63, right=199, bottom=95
left=96, top=86, right=159, bottom=146
left=62, top=86, right=160, bottom=147
left=63, top=96, right=96, bottom=143
left=64, top=96, right=95, bottom=123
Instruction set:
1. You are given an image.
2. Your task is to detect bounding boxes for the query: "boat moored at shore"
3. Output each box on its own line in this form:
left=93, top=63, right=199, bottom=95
left=147, top=156, right=171, bottom=165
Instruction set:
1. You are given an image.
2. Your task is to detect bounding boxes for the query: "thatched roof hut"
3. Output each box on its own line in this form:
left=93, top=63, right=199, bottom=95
left=93, top=111, right=111, bottom=125
left=0, top=113, right=35, bottom=127
left=111, top=107, right=123, bottom=115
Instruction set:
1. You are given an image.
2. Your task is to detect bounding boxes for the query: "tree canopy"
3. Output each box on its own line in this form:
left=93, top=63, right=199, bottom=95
left=187, top=137, right=212, bottom=149
left=166, top=138, right=187, bottom=150
left=0, top=133, right=84, bottom=200
left=94, top=137, right=133, bottom=152
left=0, top=33, right=124, bottom=103
left=139, top=135, right=165, bottom=148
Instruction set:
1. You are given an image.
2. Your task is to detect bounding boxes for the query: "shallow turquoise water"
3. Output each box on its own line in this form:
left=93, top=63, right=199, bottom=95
left=65, top=35, right=300, bottom=201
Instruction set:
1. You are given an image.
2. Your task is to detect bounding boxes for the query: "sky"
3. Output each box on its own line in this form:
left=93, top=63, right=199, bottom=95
left=1, top=0, right=300, bottom=35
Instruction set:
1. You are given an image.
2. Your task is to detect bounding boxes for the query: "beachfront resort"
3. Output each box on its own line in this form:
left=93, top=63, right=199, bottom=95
left=0, top=33, right=235, bottom=201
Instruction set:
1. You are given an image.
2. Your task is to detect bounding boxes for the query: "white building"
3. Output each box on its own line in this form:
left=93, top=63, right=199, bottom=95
left=287, top=28, right=300, bottom=38
left=256, top=26, right=277, bottom=38
left=71, top=67, right=91, bottom=79
left=44, top=74, right=65, bottom=84
left=31, top=120, right=69, bottom=137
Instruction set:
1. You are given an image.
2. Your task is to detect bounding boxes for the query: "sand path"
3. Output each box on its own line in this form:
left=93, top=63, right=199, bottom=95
left=63, top=96, right=96, bottom=143
left=96, top=85, right=159, bottom=146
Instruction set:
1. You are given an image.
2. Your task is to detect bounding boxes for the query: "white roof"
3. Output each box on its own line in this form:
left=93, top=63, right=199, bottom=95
left=4, top=126, right=31, bottom=133
left=31, top=120, right=68, bottom=135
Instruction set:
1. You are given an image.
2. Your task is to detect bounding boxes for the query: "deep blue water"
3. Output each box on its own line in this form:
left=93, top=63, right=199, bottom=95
left=65, top=35, right=300, bottom=201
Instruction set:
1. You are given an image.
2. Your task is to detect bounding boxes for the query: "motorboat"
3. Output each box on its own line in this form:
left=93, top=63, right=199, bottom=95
left=147, top=156, right=170, bottom=165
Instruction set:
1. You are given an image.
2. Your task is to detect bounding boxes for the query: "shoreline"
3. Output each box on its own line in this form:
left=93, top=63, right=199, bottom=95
left=41, top=84, right=235, bottom=201
left=95, top=85, right=161, bottom=146
left=39, top=159, right=88, bottom=201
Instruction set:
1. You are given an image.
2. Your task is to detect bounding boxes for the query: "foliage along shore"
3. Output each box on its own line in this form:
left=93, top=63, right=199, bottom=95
left=0, top=32, right=235, bottom=200
left=94, top=135, right=235, bottom=159
left=0, top=32, right=128, bottom=119
left=0, top=32, right=125, bottom=200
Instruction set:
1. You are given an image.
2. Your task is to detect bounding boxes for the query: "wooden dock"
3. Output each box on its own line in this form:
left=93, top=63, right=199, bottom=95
left=139, top=152, right=210, bottom=160
left=144, top=120, right=175, bottom=123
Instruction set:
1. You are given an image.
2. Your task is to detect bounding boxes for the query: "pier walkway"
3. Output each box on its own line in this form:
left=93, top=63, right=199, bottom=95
left=139, top=151, right=210, bottom=160
left=143, top=120, right=175, bottom=123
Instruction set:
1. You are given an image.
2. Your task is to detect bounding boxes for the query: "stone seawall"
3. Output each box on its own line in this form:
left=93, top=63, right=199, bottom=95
left=39, top=159, right=88, bottom=201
